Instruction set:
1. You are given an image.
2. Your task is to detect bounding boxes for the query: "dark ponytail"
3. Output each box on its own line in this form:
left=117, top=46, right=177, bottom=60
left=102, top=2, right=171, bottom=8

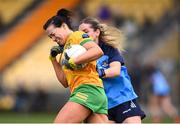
left=56, top=8, right=72, bottom=17
left=43, top=8, right=72, bottom=30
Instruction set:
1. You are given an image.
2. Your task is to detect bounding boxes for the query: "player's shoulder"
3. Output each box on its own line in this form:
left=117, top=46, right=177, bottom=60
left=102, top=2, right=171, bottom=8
left=72, top=31, right=90, bottom=39
left=67, top=31, right=91, bottom=44
left=67, top=31, right=82, bottom=41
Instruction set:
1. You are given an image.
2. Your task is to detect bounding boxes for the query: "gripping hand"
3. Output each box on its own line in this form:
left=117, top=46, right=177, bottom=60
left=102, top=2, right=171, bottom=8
left=61, top=53, right=76, bottom=70
left=96, top=55, right=109, bottom=69
left=62, top=53, right=85, bottom=70
left=49, top=45, right=64, bottom=61
left=96, top=55, right=109, bottom=77
left=97, top=68, right=105, bottom=78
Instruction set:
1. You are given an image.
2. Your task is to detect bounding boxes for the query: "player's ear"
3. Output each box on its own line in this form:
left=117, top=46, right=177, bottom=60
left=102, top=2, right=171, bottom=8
left=62, top=23, right=67, bottom=29
left=95, top=29, right=100, bottom=37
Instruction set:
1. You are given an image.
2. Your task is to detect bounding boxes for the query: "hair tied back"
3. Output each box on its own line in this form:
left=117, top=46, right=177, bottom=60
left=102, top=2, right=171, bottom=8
left=57, top=8, right=72, bottom=17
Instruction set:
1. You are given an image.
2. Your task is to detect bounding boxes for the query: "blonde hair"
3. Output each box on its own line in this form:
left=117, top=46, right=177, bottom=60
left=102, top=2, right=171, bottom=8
left=80, top=17, right=125, bottom=51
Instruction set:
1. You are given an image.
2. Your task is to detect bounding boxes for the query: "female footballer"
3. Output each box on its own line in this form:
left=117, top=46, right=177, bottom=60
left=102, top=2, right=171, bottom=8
left=43, top=9, right=109, bottom=123
left=79, top=17, right=146, bottom=123
left=146, top=64, right=178, bottom=123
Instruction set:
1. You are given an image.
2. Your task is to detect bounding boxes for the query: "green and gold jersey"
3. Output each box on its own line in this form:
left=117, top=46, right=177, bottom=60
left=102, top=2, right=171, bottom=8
left=60, top=31, right=103, bottom=93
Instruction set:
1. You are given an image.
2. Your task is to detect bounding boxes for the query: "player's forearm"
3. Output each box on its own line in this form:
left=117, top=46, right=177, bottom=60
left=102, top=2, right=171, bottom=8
left=104, top=66, right=120, bottom=78
left=104, top=61, right=121, bottom=78
left=74, top=46, right=103, bottom=64
left=51, top=60, right=68, bottom=88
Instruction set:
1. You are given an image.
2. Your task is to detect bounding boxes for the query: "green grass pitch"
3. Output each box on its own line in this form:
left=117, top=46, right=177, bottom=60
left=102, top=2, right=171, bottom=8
left=0, top=112, right=173, bottom=123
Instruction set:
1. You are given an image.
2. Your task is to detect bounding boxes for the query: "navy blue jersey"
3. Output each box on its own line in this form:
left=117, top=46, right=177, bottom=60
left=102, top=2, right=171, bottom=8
left=99, top=41, right=124, bottom=65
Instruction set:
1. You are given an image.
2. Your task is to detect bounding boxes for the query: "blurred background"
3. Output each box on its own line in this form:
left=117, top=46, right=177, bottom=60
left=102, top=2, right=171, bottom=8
left=0, top=0, right=179, bottom=123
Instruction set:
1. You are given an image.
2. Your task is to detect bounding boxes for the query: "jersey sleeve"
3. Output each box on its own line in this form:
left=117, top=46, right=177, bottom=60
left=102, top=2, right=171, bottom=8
left=72, top=31, right=93, bottom=45
left=107, top=47, right=125, bottom=65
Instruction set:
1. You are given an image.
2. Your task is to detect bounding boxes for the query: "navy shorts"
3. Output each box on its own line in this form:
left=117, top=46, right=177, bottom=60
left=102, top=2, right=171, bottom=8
left=108, top=99, right=146, bottom=123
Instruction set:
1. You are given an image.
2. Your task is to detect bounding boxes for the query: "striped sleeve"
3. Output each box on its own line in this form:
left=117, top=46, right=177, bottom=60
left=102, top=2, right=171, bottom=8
left=80, top=38, right=92, bottom=46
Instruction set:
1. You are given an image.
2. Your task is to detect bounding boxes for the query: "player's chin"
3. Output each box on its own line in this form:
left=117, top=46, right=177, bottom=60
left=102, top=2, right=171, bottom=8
left=56, top=42, right=60, bottom=45
left=56, top=41, right=62, bottom=46
left=58, top=40, right=65, bottom=45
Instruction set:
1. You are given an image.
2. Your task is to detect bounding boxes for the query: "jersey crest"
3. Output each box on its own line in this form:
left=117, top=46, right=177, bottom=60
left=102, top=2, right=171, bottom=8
left=82, top=33, right=89, bottom=38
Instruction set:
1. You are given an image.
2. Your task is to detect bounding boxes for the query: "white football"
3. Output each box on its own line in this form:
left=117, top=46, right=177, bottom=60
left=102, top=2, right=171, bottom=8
left=65, top=44, right=87, bottom=58
left=65, top=44, right=87, bottom=69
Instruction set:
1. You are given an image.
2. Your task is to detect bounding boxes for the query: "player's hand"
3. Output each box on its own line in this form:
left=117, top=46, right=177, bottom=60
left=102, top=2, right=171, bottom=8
left=49, top=45, right=64, bottom=61
left=96, top=55, right=109, bottom=69
left=97, top=68, right=105, bottom=78
left=61, top=53, right=76, bottom=70
left=62, top=53, right=84, bottom=70
left=96, top=55, right=109, bottom=78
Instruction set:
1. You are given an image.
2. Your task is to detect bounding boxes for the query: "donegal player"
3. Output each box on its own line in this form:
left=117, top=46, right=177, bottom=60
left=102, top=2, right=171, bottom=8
left=43, top=9, right=109, bottom=123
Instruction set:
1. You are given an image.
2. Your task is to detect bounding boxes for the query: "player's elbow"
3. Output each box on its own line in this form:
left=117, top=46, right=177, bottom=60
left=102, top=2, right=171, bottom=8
left=57, top=78, right=68, bottom=88
left=60, top=82, right=68, bottom=88
left=97, top=46, right=104, bottom=57
left=62, top=84, right=68, bottom=88
left=114, top=69, right=120, bottom=76
left=112, top=66, right=121, bottom=77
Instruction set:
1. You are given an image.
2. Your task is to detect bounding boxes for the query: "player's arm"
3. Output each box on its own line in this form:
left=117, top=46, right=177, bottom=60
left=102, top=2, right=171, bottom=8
left=51, top=59, right=68, bottom=88
left=49, top=46, right=68, bottom=88
left=74, top=41, right=104, bottom=64
left=97, top=47, right=123, bottom=78
left=104, top=61, right=121, bottom=78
